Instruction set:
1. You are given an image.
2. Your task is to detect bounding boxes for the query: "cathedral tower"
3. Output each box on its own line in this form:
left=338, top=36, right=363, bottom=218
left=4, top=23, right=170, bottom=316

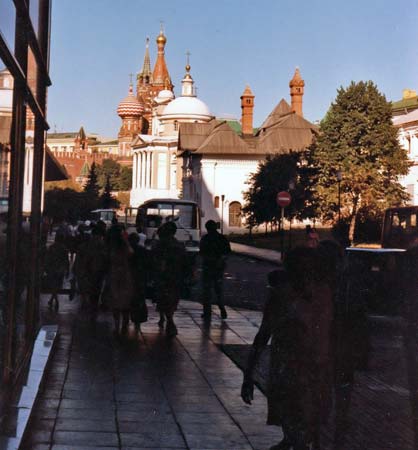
left=117, top=80, right=144, bottom=156
left=151, top=27, right=173, bottom=97
left=289, top=67, right=304, bottom=117
left=137, top=37, right=153, bottom=133
left=240, top=85, right=255, bottom=136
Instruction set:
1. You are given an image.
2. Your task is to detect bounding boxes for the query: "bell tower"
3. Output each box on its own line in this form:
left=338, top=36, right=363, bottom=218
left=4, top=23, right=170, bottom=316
left=289, top=67, right=305, bottom=117
left=240, top=85, right=255, bottom=136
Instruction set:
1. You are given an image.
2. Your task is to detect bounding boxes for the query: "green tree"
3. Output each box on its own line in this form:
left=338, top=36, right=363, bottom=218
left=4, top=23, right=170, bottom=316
left=117, top=166, right=132, bottom=190
left=312, top=81, right=410, bottom=243
left=99, top=175, right=120, bottom=209
left=84, top=162, right=100, bottom=198
left=97, top=159, right=120, bottom=189
left=243, top=152, right=317, bottom=228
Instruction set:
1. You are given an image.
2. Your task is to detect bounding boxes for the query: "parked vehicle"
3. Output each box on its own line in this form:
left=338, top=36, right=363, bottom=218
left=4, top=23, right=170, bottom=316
left=345, top=206, right=418, bottom=316
left=89, top=209, right=117, bottom=227
left=125, top=199, right=201, bottom=252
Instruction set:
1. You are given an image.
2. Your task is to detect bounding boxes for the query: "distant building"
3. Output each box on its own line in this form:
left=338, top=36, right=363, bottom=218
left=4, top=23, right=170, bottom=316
left=179, top=69, right=317, bottom=233
left=392, top=89, right=418, bottom=116
left=46, top=128, right=120, bottom=186
left=393, top=109, right=418, bottom=205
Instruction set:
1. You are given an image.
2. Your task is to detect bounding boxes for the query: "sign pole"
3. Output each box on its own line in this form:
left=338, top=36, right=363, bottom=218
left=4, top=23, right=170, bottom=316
left=276, top=191, right=292, bottom=262
left=280, top=206, right=285, bottom=261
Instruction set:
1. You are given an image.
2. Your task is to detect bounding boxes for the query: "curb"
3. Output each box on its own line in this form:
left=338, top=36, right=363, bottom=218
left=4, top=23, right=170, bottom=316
left=0, top=325, right=58, bottom=449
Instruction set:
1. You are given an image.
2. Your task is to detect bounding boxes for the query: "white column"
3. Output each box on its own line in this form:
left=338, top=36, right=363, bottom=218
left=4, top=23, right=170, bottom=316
left=145, top=151, right=149, bottom=188
left=141, top=152, right=145, bottom=188
left=132, top=153, right=137, bottom=189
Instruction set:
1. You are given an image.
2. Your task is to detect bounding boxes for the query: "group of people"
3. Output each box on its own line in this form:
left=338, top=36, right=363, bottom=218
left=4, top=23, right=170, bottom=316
left=43, top=217, right=232, bottom=337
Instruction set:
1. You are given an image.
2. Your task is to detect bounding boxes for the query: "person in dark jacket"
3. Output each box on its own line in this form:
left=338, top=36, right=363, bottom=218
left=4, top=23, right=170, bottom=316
left=128, top=232, right=148, bottom=332
left=199, top=220, right=231, bottom=320
left=44, top=232, right=69, bottom=311
left=152, top=222, right=186, bottom=337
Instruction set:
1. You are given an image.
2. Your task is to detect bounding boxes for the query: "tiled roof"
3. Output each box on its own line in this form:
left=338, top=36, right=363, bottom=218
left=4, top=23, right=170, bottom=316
left=392, top=96, right=418, bottom=114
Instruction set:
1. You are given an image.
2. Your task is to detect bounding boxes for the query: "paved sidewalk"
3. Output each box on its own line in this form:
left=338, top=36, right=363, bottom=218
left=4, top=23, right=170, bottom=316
left=21, top=292, right=414, bottom=450
left=21, top=296, right=282, bottom=450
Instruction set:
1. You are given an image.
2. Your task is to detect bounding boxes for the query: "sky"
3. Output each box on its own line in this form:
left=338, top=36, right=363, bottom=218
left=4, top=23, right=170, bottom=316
left=47, top=0, right=418, bottom=137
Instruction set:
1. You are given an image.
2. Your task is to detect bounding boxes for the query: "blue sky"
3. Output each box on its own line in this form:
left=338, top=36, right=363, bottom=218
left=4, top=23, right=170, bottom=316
left=47, top=0, right=418, bottom=137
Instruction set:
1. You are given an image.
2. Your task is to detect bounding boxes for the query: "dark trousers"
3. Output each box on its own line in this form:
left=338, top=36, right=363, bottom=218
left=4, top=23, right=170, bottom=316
left=201, top=269, right=224, bottom=308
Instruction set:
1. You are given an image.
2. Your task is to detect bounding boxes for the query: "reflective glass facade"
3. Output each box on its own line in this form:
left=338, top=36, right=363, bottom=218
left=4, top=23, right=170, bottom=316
left=0, top=0, right=51, bottom=408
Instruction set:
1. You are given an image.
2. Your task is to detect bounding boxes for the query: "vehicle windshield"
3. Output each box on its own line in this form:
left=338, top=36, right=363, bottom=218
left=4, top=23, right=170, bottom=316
left=143, top=202, right=196, bottom=229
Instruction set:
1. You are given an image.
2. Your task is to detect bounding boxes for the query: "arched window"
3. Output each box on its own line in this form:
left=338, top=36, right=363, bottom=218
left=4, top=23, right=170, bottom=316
left=229, top=201, right=241, bottom=227
left=214, top=196, right=219, bottom=208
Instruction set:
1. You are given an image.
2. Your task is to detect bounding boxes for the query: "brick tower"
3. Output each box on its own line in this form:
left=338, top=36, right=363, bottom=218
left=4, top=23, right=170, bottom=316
left=151, top=27, right=173, bottom=98
left=240, top=85, right=255, bottom=136
left=289, top=67, right=305, bottom=117
left=137, top=37, right=153, bottom=133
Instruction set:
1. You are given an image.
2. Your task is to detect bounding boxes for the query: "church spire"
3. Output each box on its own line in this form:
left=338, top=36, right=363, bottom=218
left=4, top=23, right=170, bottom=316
left=138, top=37, right=152, bottom=84
left=289, top=67, right=305, bottom=117
left=152, top=27, right=172, bottom=89
left=181, top=52, right=195, bottom=97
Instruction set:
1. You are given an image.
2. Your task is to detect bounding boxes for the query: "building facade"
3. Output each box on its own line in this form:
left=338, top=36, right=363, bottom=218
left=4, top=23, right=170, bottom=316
left=128, top=32, right=213, bottom=206
left=0, top=0, right=57, bottom=408
left=179, top=70, right=317, bottom=234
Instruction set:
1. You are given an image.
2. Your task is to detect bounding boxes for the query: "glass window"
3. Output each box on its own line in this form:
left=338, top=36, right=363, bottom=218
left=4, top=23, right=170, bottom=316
left=27, top=46, right=38, bottom=101
left=0, top=0, right=16, bottom=53
left=0, top=58, right=13, bottom=380
left=29, top=0, right=40, bottom=37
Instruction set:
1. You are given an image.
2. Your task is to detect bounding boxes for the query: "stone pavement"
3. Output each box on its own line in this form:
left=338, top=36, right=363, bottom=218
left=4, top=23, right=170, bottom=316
left=21, top=289, right=415, bottom=450
left=21, top=295, right=282, bottom=450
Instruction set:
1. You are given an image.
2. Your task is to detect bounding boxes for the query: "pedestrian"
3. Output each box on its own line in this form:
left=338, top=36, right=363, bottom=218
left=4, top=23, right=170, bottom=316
left=152, top=221, right=186, bottom=337
left=73, top=225, right=92, bottom=309
left=136, top=224, right=147, bottom=247
left=128, top=232, right=148, bottom=332
left=43, top=232, right=69, bottom=311
left=199, top=219, right=231, bottom=320
left=107, top=225, right=134, bottom=336
left=241, top=247, right=334, bottom=450
left=306, top=224, right=320, bottom=248
left=74, top=225, right=108, bottom=322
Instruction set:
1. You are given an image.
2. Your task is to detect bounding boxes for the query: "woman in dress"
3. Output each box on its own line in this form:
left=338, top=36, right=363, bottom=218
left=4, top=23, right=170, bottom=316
left=241, top=247, right=334, bottom=450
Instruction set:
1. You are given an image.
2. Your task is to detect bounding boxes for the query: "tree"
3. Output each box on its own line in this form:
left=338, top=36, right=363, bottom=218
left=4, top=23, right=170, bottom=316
left=312, top=81, right=410, bottom=243
left=117, top=166, right=132, bottom=191
left=99, top=175, right=120, bottom=209
left=96, top=159, right=132, bottom=191
left=84, top=162, right=100, bottom=198
left=243, top=152, right=317, bottom=228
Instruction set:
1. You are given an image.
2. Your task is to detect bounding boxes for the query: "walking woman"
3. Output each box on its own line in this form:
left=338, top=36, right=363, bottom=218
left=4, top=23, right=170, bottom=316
left=44, top=232, right=69, bottom=310
left=241, top=247, right=334, bottom=450
left=107, top=225, right=134, bottom=336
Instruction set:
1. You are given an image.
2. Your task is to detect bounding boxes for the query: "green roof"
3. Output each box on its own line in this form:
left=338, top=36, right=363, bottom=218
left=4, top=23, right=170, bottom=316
left=47, top=132, right=78, bottom=139
left=392, top=96, right=418, bottom=113
left=225, top=120, right=259, bottom=136
left=79, top=160, right=90, bottom=177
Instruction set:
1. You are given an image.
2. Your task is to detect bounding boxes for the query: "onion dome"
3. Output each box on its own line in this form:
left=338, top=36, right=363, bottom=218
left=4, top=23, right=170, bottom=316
left=156, top=30, right=167, bottom=45
left=289, top=67, right=305, bottom=88
left=162, top=96, right=212, bottom=121
left=117, top=83, right=144, bottom=118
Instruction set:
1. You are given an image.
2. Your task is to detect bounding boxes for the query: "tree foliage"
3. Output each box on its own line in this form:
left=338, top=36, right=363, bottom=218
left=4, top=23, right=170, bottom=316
left=312, top=81, right=410, bottom=242
left=243, top=152, right=317, bottom=228
left=44, top=188, right=98, bottom=222
left=99, top=175, right=120, bottom=209
left=96, top=159, right=132, bottom=191
left=83, top=162, right=100, bottom=198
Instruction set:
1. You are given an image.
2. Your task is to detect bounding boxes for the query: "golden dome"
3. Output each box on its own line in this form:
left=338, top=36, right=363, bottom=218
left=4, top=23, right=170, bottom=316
left=156, top=32, right=166, bottom=45
left=185, top=64, right=191, bottom=72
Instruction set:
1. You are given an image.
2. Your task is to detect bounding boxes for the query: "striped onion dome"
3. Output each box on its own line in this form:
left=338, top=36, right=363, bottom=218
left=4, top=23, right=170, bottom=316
left=117, top=84, right=144, bottom=118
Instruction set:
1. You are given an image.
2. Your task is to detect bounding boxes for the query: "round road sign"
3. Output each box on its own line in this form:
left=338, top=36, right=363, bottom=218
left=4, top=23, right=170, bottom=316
left=276, top=191, right=291, bottom=207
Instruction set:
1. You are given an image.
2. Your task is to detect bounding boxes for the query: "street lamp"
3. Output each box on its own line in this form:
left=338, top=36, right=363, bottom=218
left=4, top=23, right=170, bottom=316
left=288, top=179, right=295, bottom=249
left=336, top=170, right=342, bottom=224
left=221, top=194, right=225, bottom=234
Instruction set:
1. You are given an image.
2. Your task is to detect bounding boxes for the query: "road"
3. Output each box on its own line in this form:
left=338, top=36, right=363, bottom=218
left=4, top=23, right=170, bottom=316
left=191, top=253, right=277, bottom=311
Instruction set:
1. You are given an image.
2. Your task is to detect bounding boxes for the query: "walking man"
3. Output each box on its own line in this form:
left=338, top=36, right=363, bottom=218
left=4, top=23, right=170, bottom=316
left=199, top=220, right=231, bottom=320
